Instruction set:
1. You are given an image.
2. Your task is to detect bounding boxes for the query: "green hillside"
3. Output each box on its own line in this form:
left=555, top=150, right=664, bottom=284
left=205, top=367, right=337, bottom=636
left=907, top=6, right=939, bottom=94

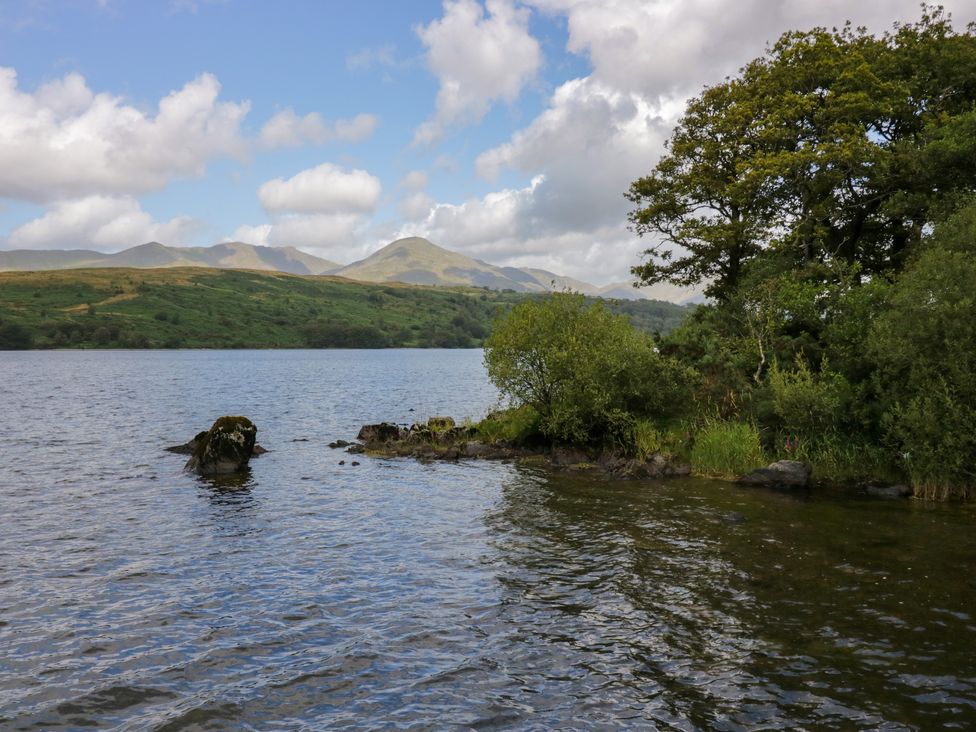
left=0, top=267, right=691, bottom=350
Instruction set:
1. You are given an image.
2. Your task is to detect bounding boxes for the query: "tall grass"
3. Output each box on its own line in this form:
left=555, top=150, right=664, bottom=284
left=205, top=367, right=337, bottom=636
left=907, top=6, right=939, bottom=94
left=690, top=419, right=766, bottom=478
left=771, top=433, right=903, bottom=486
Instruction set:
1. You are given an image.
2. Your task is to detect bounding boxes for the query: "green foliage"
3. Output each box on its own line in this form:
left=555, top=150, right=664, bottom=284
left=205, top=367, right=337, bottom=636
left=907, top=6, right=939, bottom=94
left=475, top=406, right=544, bottom=446
left=768, top=356, right=852, bottom=444
left=0, top=321, right=33, bottom=350
left=303, top=322, right=390, bottom=348
left=628, top=8, right=976, bottom=301
left=0, top=268, right=691, bottom=350
left=690, top=420, right=767, bottom=478
left=869, top=242, right=976, bottom=499
left=484, top=293, right=696, bottom=447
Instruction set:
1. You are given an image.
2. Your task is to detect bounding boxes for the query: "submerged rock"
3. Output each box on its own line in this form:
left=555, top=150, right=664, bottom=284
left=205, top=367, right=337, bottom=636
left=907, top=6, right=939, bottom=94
left=866, top=483, right=912, bottom=499
left=328, top=439, right=352, bottom=449
left=184, top=416, right=258, bottom=475
left=739, top=460, right=810, bottom=489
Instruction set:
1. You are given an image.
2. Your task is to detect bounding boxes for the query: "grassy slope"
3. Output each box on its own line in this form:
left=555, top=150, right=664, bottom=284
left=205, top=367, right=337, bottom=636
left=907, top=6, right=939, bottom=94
left=0, top=267, right=691, bottom=349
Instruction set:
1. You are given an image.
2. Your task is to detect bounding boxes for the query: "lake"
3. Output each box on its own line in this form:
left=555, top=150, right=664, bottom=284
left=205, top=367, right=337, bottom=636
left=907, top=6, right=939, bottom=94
left=1, top=349, right=975, bottom=730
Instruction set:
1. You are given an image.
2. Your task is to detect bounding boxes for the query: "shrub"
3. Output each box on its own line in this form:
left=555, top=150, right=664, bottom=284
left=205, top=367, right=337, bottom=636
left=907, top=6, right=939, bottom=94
left=0, top=322, right=33, bottom=350
left=303, top=321, right=390, bottom=348
left=484, top=293, right=695, bottom=446
left=768, top=356, right=851, bottom=444
left=869, top=245, right=976, bottom=499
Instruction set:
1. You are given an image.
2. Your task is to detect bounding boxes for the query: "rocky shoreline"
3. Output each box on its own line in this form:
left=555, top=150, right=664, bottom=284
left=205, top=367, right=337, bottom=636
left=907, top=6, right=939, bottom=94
left=340, top=417, right=912, bottom=497
left=343, top=417, right=693, bottom=480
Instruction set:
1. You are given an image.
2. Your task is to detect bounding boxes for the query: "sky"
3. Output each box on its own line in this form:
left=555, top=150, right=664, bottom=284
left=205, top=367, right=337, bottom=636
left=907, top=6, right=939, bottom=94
left=2, top=0, right=975, bottom=286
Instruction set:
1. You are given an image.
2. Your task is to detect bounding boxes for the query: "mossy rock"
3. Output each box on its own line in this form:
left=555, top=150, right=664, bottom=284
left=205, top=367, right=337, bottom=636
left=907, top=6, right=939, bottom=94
left=427, top=416, right=456, bottom=431
left=185, top=416, right=257, bottom=475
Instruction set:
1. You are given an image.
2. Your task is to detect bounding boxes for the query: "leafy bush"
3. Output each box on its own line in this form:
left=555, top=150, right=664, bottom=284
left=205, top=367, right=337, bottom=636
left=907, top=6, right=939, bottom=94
left=303, top=322, right=390, bottom=348
left=869, top=244, right=976, bottom=498
left=0, top=321, right=33, bottom=350
left=768, top=356, right=852, bottom=443
left=484, top=293, right=696, bottom=447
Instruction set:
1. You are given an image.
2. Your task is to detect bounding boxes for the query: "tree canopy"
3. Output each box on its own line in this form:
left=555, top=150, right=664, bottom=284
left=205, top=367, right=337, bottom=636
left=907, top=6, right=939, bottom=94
left=627, top=7, right=976, bottom=301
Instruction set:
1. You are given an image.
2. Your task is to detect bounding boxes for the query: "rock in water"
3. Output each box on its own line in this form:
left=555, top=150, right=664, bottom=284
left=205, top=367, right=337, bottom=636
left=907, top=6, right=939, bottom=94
left=164, top=431, right=209, bottom=455
left=185, top=416, right=257, bottom=475
left=356, top=423, right=403, bottom=443
left=738, top=460, right=810, bottom=489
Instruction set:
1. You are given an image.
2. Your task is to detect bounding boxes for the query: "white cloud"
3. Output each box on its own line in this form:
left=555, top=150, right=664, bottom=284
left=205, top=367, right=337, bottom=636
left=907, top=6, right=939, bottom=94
left=238, top=162, right=385, bottom=262
left=258, top=162, right=382, bottom=214
left=334, top=113, right=379, bottom=142
left=420, top=0, right=976, bottom=284
left=0, top=68, right=249, bottom=203
left=398, top=191, right=436, bottom=220
left=477, top=77, right=669, bottom=232
left=414, top=0, right=542, bottom=144
left=259, top=109, right=378, bottom=148
left=346, top=44, right=399, bottom=71
left=6, top=196, right=199, bottom=251
left=228, top=214, right=373, bottom=264
left=228, top=224, right=272, bottom=246
left=527, top=0, right=976, bottom=101
left=400, top=170, right=429, bottom=191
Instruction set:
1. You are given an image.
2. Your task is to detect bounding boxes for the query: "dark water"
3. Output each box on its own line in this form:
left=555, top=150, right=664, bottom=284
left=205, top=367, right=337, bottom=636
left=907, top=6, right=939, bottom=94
left=1, top=350, right=975, bottom=731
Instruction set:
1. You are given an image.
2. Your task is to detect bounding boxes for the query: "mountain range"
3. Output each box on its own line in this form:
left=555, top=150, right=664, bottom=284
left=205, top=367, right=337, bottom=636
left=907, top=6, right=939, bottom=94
left=0, top=237, right=698, bottom=303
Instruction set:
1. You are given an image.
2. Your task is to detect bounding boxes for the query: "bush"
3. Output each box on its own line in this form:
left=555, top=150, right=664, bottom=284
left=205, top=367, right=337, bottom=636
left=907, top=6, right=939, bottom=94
left=484, top=293, right=695, bottom=447
left=768, top=356, right=852, bottom=444
left=870, top=245, right=976, bottom=498
left=690, top=419, right=766, bottom=478
left=0, top=322, right=33, bottom=350
left=303, top=321, right=390, bottom=348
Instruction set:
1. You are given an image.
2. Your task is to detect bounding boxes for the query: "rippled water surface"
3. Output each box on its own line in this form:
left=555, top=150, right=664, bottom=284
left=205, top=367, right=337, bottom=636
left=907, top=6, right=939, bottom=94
left=1, top=349, right=975, bottom=730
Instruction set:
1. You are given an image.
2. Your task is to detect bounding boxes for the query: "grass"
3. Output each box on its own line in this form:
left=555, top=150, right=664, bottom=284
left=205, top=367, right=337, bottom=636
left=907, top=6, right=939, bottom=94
left=0, top=267, right=691, bottom=350
left=690, top=419, right=767, bottom=478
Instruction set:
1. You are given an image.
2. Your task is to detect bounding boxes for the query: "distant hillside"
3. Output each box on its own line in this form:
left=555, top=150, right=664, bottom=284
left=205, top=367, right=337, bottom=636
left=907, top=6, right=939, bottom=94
left=0, top=236, right=701, bottom=303
left=0, top=241, right=339, bottom=275
left=332, top=237, right=554, bottom=292
left=0, top=267, right=692, bottom=350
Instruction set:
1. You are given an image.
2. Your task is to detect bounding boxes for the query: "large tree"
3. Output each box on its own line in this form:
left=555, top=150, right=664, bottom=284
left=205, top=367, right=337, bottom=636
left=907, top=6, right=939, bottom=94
left=627, top=7, right=976, bottom=301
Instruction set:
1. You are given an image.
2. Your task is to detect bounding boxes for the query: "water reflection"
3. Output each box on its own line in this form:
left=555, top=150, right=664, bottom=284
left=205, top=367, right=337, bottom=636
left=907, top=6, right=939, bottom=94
left=484, top=466, right=976, bottom=729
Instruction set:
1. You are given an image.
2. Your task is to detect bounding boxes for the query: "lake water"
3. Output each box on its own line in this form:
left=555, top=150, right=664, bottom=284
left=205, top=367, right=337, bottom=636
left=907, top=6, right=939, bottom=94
left=1, top=349, right=975, bottom=730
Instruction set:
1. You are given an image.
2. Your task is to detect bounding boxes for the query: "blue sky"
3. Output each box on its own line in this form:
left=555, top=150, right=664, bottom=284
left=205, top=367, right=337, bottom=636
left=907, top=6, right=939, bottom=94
left=1, top=0, right=973, bottom=288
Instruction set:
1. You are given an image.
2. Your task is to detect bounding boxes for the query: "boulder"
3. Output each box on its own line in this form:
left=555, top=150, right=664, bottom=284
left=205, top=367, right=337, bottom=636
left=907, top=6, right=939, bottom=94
left=328, top=439, right=352, bottom=449
left=346, top=443, right=366, bottom=454
left=356, top=422, right=403, bottom=444
left=866, top=483, right=912, bottom=499
left=185, top=416, right=257, bottom=475
left=738, top=460, right=810, bottom=489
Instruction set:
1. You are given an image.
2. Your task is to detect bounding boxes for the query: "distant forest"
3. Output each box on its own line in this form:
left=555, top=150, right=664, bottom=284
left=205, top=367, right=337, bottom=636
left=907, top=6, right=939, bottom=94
left=0, top=267, right=691, bottom=350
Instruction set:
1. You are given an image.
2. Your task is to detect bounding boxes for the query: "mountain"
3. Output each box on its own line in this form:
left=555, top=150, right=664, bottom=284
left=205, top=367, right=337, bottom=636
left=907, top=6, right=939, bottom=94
left=0, top=241, right=339, bottom=275
left=331, top=237, right=545, bottom=291
left=0, top=236, right=700, bottom=303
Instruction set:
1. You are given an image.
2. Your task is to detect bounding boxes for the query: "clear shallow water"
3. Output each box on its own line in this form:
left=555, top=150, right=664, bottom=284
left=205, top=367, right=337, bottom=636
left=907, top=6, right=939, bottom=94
left=0, top=349, right=975, bottom=731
